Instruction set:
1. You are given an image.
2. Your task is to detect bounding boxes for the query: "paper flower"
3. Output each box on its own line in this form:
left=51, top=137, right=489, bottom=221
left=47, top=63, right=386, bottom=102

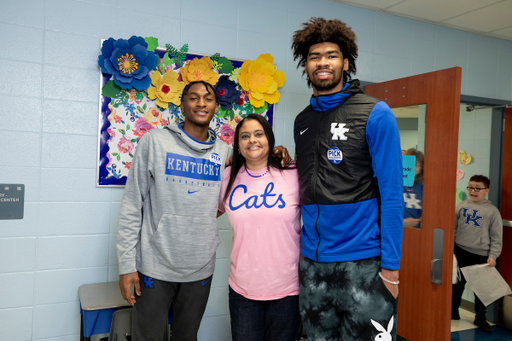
left=238, top=53, right=286, bottom=108
left=219, top=124, right=235, bottom=145
left=144, top=107, right=163, bottom=126
left=117, top=136, right=134, bottom=154
left=215, top=75, right=241, bottom=110
left=98, top=36, right=158, bottom=91
left=180, top=56, right=220, bottom=85
left=147, top=69, right=185, bottom=108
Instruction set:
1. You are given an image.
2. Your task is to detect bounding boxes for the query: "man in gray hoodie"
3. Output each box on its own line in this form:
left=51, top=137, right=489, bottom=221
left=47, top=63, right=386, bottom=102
left=452, top=174, right=503, bottom=333
left=117, top=81, right=232, bottom=341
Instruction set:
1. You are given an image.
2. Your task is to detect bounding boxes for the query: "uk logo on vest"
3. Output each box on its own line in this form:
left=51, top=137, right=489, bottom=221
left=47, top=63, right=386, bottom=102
left=331, top=122, right=349, bottom=140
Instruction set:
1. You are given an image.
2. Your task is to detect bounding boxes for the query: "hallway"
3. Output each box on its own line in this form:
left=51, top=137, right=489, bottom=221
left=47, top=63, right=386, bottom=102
left=451, top=308, right=512, bottom=341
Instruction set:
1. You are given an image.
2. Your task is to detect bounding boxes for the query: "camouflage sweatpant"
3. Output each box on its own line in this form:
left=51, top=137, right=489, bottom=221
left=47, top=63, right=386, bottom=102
left=299, top=255, right=398, bottom=341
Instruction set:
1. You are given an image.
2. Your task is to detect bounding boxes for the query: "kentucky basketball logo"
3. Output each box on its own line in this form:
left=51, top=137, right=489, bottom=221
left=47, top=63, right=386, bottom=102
left=404, top=193, right=421, bottom=209
left=330, top=123, right=349, bottom=140
left=462, top=208, right=483, bottom=227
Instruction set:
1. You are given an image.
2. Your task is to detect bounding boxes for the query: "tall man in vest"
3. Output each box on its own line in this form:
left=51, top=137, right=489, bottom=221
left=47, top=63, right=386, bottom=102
left=292, top=18, right=404, bottom=341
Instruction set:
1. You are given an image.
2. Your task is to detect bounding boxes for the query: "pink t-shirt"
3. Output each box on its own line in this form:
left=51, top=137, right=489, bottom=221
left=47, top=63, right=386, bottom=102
left=218, top=166, right=301, bottom=300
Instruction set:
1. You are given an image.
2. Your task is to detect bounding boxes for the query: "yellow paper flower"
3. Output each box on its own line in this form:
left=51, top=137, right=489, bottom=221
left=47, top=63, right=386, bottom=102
left=180, top=56, right=220, bottom=86
left=238, top=53, right=286, bottom=108
left=147, top=69, right=185, bottom=108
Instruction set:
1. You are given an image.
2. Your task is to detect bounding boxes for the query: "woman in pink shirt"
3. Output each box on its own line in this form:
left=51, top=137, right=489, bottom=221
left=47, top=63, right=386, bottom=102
left=218, top=114, right=301, bottom=341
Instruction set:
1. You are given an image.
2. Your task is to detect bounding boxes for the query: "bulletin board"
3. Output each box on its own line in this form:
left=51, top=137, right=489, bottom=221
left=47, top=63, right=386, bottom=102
left=96, top=36, right=285, bottom=187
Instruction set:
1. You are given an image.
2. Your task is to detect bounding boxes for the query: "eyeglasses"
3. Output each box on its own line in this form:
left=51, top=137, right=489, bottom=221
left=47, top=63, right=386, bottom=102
left=467, top=186, right=487, bottom=192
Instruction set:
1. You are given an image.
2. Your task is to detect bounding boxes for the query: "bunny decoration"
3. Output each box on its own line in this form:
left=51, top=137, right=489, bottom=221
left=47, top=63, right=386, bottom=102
left=370, top=315, right=394, bottom=341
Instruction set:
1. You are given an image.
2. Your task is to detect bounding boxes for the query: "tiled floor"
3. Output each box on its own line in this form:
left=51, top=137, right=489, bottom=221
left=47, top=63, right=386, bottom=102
left=451, top=308, right=512, bottom=341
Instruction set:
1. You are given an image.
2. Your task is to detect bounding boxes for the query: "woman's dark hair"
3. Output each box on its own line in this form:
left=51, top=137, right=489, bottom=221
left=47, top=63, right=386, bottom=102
left=405, top=148, right=424, bottom=184
left=180, top=80, right=219, bottom=104
left=291, top=17, right=358, bottom=86
left=222, top=114, right=295, bottom=204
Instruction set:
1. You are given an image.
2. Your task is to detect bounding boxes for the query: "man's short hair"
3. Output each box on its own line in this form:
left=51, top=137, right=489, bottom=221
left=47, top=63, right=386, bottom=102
left=180, top=80, right=219, bottom=104
left=469, top=175, right=490, bottom=188
left=291, top=17, right=358, bottom=86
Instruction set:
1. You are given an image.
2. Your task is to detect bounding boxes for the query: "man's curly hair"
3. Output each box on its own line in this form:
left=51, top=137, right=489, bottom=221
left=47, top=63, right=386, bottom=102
left=292, top=17, right=358, bottom=86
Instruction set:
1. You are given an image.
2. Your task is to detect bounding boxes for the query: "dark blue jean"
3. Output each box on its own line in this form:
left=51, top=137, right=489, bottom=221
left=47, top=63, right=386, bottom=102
left=229, top=286, right=300, bottom=341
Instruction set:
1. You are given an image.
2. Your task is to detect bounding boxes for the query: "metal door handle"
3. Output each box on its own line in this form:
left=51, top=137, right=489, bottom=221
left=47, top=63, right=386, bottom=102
left=431, top=228, right=444, bottom=286
left=431, top=259, right=442, bottom=285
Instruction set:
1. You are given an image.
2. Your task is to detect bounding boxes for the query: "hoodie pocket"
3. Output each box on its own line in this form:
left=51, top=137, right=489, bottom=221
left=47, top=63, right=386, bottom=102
left=149, top=214, right=220, bottom=271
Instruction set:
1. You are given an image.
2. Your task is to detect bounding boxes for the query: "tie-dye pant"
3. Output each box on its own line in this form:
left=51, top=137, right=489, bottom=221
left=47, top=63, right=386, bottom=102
left=299, top=255, right=398, bottom=341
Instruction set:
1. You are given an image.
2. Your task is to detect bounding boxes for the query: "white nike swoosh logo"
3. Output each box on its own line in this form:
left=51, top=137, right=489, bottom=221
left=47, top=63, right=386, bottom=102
left=300, top=128, right=309, bottom=135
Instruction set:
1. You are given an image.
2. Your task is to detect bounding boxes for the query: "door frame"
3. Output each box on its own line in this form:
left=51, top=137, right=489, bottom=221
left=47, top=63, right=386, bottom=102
left=364, top=67, right=462, bottom=341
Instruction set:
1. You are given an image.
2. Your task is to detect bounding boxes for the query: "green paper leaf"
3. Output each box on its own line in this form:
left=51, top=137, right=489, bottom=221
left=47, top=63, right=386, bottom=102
left=112, top=153, right=118, bottom=156
left=102, top=80, right=122, bottom=98
left=145, top=37, right=159, bottom=52
left=137, top=106, right=145, bottom=114
left=118, top=129, right=126, bottom=135
left=219, top=57, right=233, bottom=74
left=131, top=139, right=137, bottom=143
left=143, top=103, right=147, bottom=110
left=217, top=107, right=227, bottom=118
left=254, top=102, right=268, bottom=114
left=163, top=52, right=174, bottom=66
left=210, top=53, right=220, bottom=63
left=117, top=155, right=121, bottom=161
left=126, top=124, right=130, bottom=130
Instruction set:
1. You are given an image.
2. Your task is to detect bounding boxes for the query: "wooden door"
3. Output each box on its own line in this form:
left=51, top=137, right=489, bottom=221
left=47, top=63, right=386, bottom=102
left=500, top=107, right=512, bottom=219
left=498, top=107, right=512, bottom=322
left=364, top=67, right=462, bottom=341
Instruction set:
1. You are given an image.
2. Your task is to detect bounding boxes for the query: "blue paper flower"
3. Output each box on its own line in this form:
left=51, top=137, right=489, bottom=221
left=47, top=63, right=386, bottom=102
left=98, top=36, right=158, bottom=91
left=215, top=75, right=241, bottom=110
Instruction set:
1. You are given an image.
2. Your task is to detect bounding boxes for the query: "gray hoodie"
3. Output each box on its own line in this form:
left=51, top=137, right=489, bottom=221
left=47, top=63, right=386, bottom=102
left=454, top=199, right=503, bottom=260
left=117, top=123, right=232, bottom=282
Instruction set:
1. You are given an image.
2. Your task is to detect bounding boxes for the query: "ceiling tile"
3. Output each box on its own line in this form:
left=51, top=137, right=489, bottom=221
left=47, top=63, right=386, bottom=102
left=387, top=0, right=502, bottom=22
left=328, top=0, right=512, bottom=41
left=443, top=1, right=512, bottom=33
left=492, top=26, right=512, bottom=40
left=331, top=0, right=404, bottom=10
